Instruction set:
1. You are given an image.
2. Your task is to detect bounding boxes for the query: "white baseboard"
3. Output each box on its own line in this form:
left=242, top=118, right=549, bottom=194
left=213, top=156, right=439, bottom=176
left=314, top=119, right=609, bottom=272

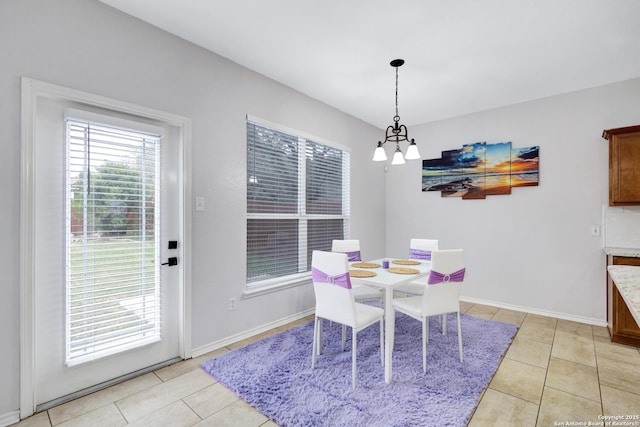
left=191, top=308, right=315, bottom=358
left=0, top=410, right=20, bottom=427
left=461, top=296, right=608, bottom=327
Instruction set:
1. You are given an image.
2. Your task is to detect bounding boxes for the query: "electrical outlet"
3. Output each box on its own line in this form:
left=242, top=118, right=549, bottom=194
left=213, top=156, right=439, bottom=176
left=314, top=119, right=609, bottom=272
left=229, top=297, right=237, bottom=310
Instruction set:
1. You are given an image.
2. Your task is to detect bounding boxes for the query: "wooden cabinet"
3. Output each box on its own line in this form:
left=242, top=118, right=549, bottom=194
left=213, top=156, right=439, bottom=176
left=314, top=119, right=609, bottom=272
left=602, top=125, right=640, bottom=206
left=607, top=256, right=640, bottom=346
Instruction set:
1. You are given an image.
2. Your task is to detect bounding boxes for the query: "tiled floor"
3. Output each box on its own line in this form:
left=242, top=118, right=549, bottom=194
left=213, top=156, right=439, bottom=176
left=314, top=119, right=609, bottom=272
left=12, top=303, right=640, bottom=427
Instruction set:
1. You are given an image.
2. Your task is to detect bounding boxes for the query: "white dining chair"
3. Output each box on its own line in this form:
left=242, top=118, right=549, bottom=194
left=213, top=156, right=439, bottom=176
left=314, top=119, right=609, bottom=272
left=331, top=239, right=362, bottom=261
left=331, top=239, right=383, bottom=304
left=392, top=249, right=465, bottom=373
left=311, top=250, right=385, bottom=388
left=394, top=238, right=439, bottom=296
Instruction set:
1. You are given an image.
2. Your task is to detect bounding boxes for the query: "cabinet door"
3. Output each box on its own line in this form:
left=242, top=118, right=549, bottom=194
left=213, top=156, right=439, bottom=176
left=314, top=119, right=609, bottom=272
left=612, top=285, right=640, bottom=345
left=610, top=132, right=640, bottom=205
left=610, top=256, right=640, bottom=346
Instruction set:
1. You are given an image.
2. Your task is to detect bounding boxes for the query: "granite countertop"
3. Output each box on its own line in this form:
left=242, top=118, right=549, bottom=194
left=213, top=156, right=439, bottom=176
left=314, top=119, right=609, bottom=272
left=604, top=247, right=640, bottom=257
left=607, top=265, right=640, bottom=326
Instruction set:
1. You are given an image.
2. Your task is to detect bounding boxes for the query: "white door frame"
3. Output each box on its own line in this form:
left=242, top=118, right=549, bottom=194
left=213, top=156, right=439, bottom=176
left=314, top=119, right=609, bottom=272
left=20, top=77, right=192, bottom=419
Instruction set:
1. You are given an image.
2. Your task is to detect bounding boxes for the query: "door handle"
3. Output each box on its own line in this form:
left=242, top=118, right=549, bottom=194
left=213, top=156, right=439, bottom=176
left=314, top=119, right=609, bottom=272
left=162, top=257, right=178, bottom=266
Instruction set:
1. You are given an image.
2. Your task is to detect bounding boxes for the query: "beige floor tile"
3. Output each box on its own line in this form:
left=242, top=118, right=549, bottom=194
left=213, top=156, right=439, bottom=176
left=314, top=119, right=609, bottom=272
left=492, top=308, right=527, bottom=327
left=545, top=357, right=601, bottom=402
left=48, top=373, right=161, bottom=425
left=465, top=304, right=499, bottom=320
left=56, top=404, right=126, bottom=427
left=489, top=358, right=546, bottom=404
left=226, top=330, right=280, bottom=351
left=536, top=387, right=603, bottom=427
left=594, top=336, right=640, bottom=364
left=468, top=389, right=538, bottom=427
left=551, top=330, right=597, bottom=367
left=116, top=369, right=215, bottom=422
left=592, top=325, right=610, bottom=339
left=516, top=321, right=556, bottom=346
left=183, top=383, right=240, bottom=419
left=556, top=319, right=594, bottom=339
left=600, top=384, right=640, bottom=415
left=11, top=412, right=51, bottom=427
left=24, top=303, right=637, bottom=427
left=522, top=313, right=558, bottom=330
left=597, top=354, right=640, bottom=395
left=155, top=350, right=228, bottom=382
left=459, top=301, right=474, bottom=313
left=125, top=401, right=200, bottom=427
left=506, top=335, right=552, bottom=369
left=195, top=400, right=268, bottom=427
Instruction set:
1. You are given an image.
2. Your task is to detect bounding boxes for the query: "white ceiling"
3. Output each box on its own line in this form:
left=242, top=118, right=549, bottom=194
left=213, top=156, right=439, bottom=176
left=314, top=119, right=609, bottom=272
left=99, top=0, right=640, bottom=128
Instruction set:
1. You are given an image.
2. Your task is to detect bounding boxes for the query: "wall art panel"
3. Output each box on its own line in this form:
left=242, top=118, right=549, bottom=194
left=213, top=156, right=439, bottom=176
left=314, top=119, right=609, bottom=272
left=422, top=141, right=539, bottom=199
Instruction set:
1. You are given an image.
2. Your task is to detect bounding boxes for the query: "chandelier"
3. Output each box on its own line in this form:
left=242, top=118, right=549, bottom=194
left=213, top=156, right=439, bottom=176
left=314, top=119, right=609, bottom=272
left=372, top=59, right=420, bottom=165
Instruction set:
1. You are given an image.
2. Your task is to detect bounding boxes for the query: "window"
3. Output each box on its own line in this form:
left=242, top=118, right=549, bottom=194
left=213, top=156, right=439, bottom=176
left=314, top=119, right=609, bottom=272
left=65, top=110, right=162, bottom=365
left=246, top=117, right=350, bottom=289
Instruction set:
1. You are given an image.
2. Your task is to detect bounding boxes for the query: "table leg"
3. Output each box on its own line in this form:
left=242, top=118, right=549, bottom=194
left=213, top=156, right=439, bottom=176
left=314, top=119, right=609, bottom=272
left=384, top=286, right=394, bottom=383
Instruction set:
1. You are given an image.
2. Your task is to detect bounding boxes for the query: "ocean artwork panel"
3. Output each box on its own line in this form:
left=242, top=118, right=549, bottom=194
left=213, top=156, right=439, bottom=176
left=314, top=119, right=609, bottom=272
left=511, top=146, right=539, bottom=187
left=461, top=141, right=487, bottom=199
left=421, top=141, right=539, bottom=199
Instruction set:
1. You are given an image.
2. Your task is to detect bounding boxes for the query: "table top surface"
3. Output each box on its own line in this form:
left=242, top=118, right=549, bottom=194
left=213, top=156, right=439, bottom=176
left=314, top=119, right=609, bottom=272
left=350, top=258, right=431, bottom=287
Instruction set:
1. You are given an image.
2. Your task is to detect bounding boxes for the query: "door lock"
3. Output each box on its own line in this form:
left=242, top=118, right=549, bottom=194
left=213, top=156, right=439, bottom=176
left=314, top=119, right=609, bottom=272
left=162, top=257, right=178, bottom=266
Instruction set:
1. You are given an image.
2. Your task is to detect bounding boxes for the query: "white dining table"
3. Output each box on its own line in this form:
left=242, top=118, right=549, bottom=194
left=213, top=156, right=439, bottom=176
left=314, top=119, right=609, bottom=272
left=350, top=258, right=431, bottom=383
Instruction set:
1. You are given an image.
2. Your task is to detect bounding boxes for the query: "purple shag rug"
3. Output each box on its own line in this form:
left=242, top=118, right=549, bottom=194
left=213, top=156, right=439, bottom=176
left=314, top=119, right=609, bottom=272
left=201, top=312, right=517, bottom=427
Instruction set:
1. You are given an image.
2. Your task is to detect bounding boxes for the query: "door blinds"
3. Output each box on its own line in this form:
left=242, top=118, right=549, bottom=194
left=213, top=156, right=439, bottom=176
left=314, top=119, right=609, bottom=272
left=65, top=116, right=162, bottom=365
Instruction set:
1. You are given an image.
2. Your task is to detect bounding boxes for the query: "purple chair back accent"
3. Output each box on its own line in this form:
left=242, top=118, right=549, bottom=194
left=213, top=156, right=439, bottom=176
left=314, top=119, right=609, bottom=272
left=342, top=250, right=361, bottom=262
left=409, top=248, right=432, bottom=261
left=427, top=268, right=466, bottom=285
left=311, top=267, right=352, bottom=289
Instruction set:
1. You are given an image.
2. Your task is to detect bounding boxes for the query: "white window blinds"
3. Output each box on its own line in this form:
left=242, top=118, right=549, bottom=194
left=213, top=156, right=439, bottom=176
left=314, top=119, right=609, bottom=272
left=246, top=119, right=350, bottom=286
left=65, top=115, right=162, bottom=365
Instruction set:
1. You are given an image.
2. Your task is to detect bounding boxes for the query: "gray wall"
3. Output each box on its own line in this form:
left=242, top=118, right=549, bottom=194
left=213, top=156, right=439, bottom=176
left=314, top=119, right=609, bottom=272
left=385, top=78, right=640, bottom=322
left=0, top=0, right=385, bottom=416
left=2, top=0, right=639, bottom=420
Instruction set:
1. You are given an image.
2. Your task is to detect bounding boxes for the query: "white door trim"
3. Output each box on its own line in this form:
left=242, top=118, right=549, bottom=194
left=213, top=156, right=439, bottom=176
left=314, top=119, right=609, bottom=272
left=20, top=77, right=192, bottom=419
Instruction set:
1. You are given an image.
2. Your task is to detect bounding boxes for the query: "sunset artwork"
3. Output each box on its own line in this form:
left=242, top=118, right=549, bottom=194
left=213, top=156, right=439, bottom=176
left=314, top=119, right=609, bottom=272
left=421, top=141, right=539, bottom=199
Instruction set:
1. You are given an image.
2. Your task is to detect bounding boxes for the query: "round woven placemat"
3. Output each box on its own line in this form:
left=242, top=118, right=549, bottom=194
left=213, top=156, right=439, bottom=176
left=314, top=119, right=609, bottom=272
left=392, top=259, right=421, bottom=265
left=387, top=267, right=420, bottom=275
left=349, top=269, right=377, bottom=278
left=351, top=262, right=381, bottom=268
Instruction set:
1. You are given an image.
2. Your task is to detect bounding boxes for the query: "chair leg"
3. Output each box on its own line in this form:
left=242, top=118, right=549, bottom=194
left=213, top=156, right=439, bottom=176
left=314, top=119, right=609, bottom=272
left=456, top=311, right=463, bottom=362
left=379, top=319, right=384, bottom=366
left=442, top=313, right=447, bottom=335
left=317, top=319, right=323, bottom=355
left=312, top=317, right=318, bottom=368
left=341, top=325, right=347, bottom=351
left=422, top=317, right=427, bottom=373
left=425, top=316, right=429, bottom=344
left=352, top=328, right=357, bottom=389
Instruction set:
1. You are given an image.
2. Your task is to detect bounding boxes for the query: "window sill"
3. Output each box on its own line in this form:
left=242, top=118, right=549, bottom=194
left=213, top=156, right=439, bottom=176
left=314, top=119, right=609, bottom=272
left=243, top=273, right=312, bottom=298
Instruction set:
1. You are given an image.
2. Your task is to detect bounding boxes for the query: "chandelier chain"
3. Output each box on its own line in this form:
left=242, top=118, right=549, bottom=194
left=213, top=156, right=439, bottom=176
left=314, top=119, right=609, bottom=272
left=394, top=66, right=399, bottom=122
